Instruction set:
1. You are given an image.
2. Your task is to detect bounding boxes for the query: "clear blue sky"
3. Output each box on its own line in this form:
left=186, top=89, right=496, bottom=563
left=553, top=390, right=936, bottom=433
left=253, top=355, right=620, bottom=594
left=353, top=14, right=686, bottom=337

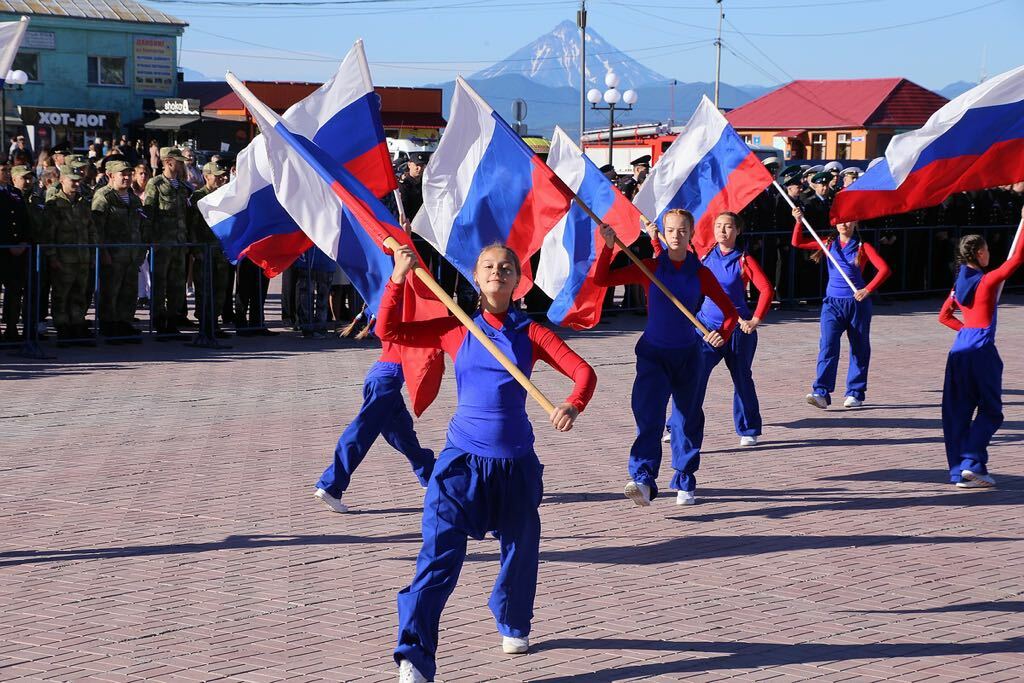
left=167, top=0, right=1022, bottom=92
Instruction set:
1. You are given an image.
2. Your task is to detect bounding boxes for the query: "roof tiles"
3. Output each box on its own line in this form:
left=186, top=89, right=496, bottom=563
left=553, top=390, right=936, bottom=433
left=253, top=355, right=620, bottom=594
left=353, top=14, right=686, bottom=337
left=0, top=0, right=186, bottom=26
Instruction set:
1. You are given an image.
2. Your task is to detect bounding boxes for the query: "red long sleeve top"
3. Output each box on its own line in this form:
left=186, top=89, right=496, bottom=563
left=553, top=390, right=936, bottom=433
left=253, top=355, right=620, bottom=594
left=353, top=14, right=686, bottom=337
left=791, top=221, right=892, bottom=294
left=376, top=280, right=596, bottom=413
left=939, top=235, right=1024, bottom=335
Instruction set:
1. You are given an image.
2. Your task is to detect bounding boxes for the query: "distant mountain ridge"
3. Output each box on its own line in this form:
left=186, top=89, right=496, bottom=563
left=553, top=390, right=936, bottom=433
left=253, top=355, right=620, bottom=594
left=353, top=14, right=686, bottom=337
left=471, top=19, right=666, bottom=90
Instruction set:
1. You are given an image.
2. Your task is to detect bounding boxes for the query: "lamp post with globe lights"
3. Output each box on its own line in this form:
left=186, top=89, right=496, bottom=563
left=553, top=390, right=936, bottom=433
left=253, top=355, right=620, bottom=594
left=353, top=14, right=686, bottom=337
left=2, top=69, right=29, bottom=160
left=587, top=70, right=638, bottom=167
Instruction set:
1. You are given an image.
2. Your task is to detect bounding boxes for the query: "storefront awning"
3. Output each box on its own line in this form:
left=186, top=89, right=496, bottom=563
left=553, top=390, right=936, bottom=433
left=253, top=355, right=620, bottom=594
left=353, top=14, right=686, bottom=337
left=143, top=115, right=201, bottom=130
left=773, top=129, right=807, bottom=139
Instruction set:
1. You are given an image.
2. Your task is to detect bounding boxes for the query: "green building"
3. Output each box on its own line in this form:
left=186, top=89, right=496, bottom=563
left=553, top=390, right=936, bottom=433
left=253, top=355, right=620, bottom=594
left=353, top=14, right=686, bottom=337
left=0, top=0, right=186, bottom=152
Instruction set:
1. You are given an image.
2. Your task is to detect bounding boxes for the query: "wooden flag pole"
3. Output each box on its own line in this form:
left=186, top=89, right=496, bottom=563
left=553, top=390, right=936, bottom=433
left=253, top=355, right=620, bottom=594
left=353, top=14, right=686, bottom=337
left=772, top=180, right=859, bottom=295
left=567, top=195, right=712, bottom=337
left=382, top=236, right=557, bottom=416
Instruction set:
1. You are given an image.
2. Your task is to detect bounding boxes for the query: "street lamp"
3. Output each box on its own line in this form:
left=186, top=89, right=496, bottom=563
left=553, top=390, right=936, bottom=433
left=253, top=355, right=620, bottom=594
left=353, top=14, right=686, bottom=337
left=2, top=69, right=29, bottom=161
left=587, top=70, right=638, bottom=166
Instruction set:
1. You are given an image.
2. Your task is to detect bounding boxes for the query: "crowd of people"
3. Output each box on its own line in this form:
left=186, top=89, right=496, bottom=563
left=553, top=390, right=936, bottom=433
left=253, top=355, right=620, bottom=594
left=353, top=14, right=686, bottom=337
left=1, top=142, right=1022, bottom=350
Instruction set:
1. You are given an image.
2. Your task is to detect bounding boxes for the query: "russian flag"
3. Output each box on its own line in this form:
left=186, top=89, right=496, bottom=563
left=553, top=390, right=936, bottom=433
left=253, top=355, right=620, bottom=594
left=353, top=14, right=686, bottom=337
left=633, top=95, right=773, bottom=258
left=411, top=77, right=573, bottom=299
left=0, top=17, right=28, bottom=85
left=832, top=64, right=1024, bottom=224
left=224, top=72, right=447, bottom=416
left=198, top=40, right=396, bottom=277
left=536, top=127, right=643, bottom=330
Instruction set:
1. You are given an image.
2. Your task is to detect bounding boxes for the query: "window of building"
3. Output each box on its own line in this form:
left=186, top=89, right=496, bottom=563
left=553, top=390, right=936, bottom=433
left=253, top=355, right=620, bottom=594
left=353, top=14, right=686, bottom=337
left=836, top=132, right=851, bottom=160
left=742, top=134, right=753, bottom=144
left=87, top=56, right=126, bottom=86
left=811, top=132, right=827, bottom=159
left=12, top=53, right=39, bottom=82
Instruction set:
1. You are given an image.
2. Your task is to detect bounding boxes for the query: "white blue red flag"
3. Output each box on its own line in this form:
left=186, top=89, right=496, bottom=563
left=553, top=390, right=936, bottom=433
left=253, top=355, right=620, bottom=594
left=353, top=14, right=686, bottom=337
left=0, top=17, right=28, bottom=85
left=633, top=95, right=773, bottom=257
left=222, top=70, right=446, bottom=415
left=832, top=64, right=1024, bottom=224
left=411, top=77, right=573, bottom=299
left=536, top=127, right=642, bottom=329
left=199, top=40, right=395, bottom=277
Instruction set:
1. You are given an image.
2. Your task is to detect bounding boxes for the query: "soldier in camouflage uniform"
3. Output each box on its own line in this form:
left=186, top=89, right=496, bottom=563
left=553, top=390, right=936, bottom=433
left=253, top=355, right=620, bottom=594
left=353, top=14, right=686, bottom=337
left=10, top=166, right=43, bottom=340
left=44, top=165, right=96, bottom=345
left=92, top=160, right=148, bottom=341
left=144, top=147, right=190, bottom=335
left=188, top=161, right=232, bottom=340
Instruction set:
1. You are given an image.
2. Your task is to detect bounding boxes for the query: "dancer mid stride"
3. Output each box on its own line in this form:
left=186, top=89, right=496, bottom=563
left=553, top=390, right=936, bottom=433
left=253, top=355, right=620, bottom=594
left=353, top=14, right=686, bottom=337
left=379, top=243, right=596, bottom=683
left=792, top=207, right=891, bottom=409
left=938, top=223, right=1024, bottom=488
left=687, top=211, right=774, bottom=448
left=313, top=338, right=435, bottom=513
left=594, top=210, right=738, bottom=507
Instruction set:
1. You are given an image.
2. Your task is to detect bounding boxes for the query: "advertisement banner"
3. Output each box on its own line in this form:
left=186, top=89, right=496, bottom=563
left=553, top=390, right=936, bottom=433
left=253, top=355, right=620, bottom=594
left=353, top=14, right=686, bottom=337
left=134, top=36, right=175, bottom=95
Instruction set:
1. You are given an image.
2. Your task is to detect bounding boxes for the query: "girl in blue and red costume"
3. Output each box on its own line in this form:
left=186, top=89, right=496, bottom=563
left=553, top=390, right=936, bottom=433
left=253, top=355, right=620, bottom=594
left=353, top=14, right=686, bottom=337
left=380, top=243, right=596, bottom=683
left=313, top=337, right=435, bottom=513
left=594, top=209, right=738, bottom=507
left=792, top=207, right=891, bottom=409
left=938, top=224, right=1024, bottom=489
left=688, top=211, right=774, bottom=449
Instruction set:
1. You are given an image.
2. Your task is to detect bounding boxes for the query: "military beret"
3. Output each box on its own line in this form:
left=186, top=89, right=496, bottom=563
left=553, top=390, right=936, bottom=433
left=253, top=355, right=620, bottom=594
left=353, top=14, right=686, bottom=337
left=105, top=160, right=131, bottom=174
left=811, top=171, right=833, bottom=184
left=202, top=161, right=227, bottom=176
left=630, top=155, right=651, bottom=167
left=10, top=165, right=34, bottom=179
left=408, top=151, right=432, bottom=165
left=58, top=165, right=83, bottom=180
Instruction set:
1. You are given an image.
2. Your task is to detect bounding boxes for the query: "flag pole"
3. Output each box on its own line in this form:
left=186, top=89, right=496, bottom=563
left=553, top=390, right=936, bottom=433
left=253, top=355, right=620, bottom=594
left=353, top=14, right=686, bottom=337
left=382, top=236, right=557, bottom=416
left=997, top=215, right=1024, bottom=301
left=771, top=180, right=859, bottom=294
left=226, top=71, right=558, bottom=417
left=567, top=194, right=712, bottom=336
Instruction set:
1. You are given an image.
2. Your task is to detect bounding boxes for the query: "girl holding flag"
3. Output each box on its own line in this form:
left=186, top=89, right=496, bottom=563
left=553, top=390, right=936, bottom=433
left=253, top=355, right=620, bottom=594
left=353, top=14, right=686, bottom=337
left=595, top=209, right=738, bottom=507
left=792, top=207, right=891, bottom=409
left=687, top=211, right=774, bottom=448
left=313, top=338, right=436, bottom=513
left=938, top=217, right=1024, bottom=488
left=380, top=243, right=596, bottom=683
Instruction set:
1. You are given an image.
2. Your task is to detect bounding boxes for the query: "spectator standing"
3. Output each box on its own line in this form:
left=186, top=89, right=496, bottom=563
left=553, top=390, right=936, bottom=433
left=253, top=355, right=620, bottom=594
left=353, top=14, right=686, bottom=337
left=44, top=165, right=96, bottom=345
left=143, top=147, right=191, bottom=336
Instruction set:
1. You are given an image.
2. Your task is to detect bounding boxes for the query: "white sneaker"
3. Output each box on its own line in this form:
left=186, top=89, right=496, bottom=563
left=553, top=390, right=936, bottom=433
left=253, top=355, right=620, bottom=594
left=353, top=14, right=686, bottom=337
left=739, top=435, right=758, bottom=447
left=624, top=481, right=652, bottom=507
left=806, top=393, right=828, bottom=409
left=398, top=658, right=428, bottom=683
left=501, top=635, right=529, bottom=654
left=957, top=470, right=996, bottom=488
left=661, top=431, right=671, bottom=443
left=314, top=488, right=348, bottom=513
left=676, top=490, right=696, bottom=505
left=843, top=396, right=863, bottom=408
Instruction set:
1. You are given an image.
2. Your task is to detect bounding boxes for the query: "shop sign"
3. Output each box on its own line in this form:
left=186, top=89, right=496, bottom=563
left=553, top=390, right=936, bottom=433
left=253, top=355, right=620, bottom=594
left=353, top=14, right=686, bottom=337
left=20, top=106, right=120, bottom=129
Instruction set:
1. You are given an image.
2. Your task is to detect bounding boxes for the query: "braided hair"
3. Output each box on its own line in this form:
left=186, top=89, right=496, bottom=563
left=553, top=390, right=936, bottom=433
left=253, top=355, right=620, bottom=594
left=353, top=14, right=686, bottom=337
left=955, top=234, right=987, bottom=277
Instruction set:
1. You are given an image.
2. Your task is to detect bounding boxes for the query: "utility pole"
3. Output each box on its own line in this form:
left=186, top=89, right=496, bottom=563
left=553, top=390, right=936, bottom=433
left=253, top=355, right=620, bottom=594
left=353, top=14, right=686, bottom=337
left=714, top=0, right=723, bottom=109
left=578, top=0, right=587, bottom=144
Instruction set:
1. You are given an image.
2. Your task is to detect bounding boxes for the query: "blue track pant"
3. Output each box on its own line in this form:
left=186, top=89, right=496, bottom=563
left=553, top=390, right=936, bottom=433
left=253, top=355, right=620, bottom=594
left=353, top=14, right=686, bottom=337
left=628, top=337, right=704, bottom=495
left=814, top=296, right=872, bottom=402
left=687, top=328, right=762, bottom=446
left=316, top=362, right=434, bottom=497
left=394, top=447, right=544, bottom=681
left=942, top=344, right=1003, bottom=482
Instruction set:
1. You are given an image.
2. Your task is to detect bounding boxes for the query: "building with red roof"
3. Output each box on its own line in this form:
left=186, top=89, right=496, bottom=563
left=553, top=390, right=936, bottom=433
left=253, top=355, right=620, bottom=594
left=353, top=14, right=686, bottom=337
left=725, top=78, right=948, bottom=161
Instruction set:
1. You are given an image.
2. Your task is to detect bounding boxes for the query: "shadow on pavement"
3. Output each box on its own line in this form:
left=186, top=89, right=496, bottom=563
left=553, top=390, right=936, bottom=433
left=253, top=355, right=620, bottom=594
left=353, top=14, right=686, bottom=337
left=0, top=532, right=420, bottom=568
left=527, top=636, right=1024, bottom=682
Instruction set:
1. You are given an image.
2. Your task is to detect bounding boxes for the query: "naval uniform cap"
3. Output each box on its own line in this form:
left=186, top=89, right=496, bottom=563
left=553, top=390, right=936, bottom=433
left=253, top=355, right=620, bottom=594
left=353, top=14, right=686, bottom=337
left=823, top=160, right=843, bottom=172
left=598, top=163, right=616, bottom=174
left=630, top=154, right=651, bottom=167
left=811, top=171, right=832, bottom=184
left=408, top=151, right=432, bottom=165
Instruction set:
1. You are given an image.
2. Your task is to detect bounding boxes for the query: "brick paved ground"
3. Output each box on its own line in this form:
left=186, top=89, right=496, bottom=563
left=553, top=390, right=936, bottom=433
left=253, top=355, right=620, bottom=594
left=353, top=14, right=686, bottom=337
left=3, top=295, right=1024, bottom=682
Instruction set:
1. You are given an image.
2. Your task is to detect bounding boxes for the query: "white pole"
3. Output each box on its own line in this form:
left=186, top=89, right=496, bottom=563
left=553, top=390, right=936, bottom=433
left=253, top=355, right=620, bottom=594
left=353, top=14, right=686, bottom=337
left=772, top=180, right=859, bottom=294
left=997, top=216, right=1024, bottom=301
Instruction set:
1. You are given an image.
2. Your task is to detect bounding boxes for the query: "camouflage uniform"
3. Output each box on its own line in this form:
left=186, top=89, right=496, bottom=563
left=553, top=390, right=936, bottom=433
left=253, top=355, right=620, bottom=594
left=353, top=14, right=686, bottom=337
left=44, top=179, right=96, bottom=336
left=92, top=166, right=148, bottom=335
left=143, top=148, right=190, bottom=331
left=188, top=171, right=232, bottom=337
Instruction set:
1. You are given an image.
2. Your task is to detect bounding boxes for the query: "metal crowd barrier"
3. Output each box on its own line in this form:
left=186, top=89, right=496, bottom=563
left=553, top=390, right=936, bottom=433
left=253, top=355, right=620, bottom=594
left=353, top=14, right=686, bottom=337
left=2, top=225, right=1021, bottom=356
